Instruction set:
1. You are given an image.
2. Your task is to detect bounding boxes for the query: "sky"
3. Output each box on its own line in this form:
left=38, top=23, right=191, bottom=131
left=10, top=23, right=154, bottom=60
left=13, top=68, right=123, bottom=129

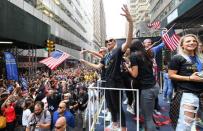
left=103, top=0, right=127, bottom=39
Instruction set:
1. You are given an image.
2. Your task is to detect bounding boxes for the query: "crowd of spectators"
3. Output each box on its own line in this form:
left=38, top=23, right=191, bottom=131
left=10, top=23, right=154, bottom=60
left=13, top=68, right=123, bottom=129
left=0, top=64, right=98, bottom=131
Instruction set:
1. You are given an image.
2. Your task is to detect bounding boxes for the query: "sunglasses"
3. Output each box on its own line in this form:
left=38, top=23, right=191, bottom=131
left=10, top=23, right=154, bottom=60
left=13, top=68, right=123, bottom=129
left=105, top=39, right=114, bottom=44
left=55, top=125, right=64, bottom=129
left=58, top=106, right=64, bottom=109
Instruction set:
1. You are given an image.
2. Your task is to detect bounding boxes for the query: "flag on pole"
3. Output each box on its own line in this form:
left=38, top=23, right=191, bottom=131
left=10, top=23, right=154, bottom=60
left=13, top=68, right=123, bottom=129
left=147, top=21, right=161, bottom=29
left=39, top=50, right=70, bottom=70
left=162, top=27, right=180, bottom=51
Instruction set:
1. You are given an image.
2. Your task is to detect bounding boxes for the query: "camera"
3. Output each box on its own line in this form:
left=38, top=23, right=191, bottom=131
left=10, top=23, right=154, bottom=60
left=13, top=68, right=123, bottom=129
left=29, top=121, right=37, bottom=126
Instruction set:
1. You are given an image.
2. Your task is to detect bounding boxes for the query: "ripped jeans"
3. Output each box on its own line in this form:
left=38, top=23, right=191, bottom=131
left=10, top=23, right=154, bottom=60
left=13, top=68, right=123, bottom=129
left=176, top=93, right=199, bottom=131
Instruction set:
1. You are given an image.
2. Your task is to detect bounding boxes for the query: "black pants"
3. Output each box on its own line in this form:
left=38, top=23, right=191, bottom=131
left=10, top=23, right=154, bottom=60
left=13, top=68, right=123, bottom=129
left=6, top=121, right=15, bottom=131
left=100, top=80, right=111, bottom=109
left=123, top=76, right=134, bottom=106
left=105, top=90, right=111, bottom=109
left=107, top=79, right=126, bottom=127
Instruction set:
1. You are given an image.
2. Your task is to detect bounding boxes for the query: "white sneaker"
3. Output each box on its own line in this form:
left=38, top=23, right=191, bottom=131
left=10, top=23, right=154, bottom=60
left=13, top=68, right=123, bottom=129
left=123, top=99, right=128, bottom=104
left=106, top=122, right=120, bottom=131
left=105, top=112, right=111, bottom=121
left=102, top=109, right=107, bottom=114
left=154, top=109, right=162, bottom=115
left=127, top=105, right=135, bottom=115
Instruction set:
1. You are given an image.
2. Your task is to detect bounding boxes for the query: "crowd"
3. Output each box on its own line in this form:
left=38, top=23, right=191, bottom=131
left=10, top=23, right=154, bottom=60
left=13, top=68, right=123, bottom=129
left=0, top=65, right=98, bottom=131
left=1, top=4, right=203, bottom=131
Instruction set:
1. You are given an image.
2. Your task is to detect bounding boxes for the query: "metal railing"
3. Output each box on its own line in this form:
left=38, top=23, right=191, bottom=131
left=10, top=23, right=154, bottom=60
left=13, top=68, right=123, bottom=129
left=87, top=81, right=140, bottom=131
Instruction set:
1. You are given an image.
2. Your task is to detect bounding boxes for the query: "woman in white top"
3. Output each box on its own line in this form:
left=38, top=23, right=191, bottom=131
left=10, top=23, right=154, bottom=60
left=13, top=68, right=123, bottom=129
left=22, top=100, right=31, bottom=128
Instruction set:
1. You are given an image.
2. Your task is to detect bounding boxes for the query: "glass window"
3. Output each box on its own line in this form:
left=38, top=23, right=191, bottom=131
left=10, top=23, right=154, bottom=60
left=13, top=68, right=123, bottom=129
left=24, top=0, right=37, bottom=7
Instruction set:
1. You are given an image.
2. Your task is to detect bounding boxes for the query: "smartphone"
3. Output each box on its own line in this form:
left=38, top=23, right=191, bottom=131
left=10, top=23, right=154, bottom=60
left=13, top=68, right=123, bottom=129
left=197, top=71, right=203, bottom=78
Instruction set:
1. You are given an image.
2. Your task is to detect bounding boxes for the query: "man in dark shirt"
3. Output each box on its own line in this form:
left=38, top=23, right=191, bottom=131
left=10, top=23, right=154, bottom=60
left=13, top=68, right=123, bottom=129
left=77, top=87, right=88, bottom=131
left=47, top=89, right=61, bottom=114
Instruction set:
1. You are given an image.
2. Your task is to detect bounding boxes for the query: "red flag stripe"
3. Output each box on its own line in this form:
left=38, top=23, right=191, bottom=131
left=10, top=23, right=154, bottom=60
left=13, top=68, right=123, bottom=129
left=45, top=53, right=68, bottom=66
left=39, top=51, right=70, bottom=70
left=165, top=35, right=176, bottom=51
left=163, top=35, right=174, bottom=50
left=51, top=54, right=69, bottom=68
left=162, top=28, right=180, bottom=51
left=49, top=55, right=69, bottom=69
left=40, top=57, right=52, bottom=63
left=170, top=38, right=177, bottom=50
left=171, top=36, right=179, bottom=48
left=148, top=21, right=161, bottom=29
left=172, top=35, right=180, bottom=44
left=171, top=37, right=178, bottom=46
left=47, top=54, right=69, bottom=69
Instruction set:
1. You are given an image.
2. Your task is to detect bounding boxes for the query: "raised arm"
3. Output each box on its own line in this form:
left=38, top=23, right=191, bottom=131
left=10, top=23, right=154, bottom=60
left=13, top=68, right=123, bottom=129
left=121, top=4, right=133, bottom=52
left=81, top=50, right=103, bottom=59
left=151, top=42, right=165, bottom=56
left=80, top=59, right=103, bottom=69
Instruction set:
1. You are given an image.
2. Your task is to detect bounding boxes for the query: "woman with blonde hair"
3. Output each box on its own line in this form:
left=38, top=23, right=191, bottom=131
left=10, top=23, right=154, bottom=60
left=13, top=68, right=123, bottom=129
left=168, top=34, right=203, bottom=130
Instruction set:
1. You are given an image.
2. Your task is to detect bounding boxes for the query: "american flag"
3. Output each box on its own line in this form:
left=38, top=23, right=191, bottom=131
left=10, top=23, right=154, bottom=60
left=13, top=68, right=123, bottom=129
left=39, top=50, right=70, bottom=70
left=162, top=27, right=180, bottom=51
left=147, top=21, right=161, bottom=29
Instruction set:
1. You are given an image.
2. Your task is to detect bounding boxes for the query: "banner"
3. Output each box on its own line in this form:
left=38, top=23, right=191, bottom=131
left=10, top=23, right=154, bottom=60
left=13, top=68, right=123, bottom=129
left=4, top=52, right=19, bottom=81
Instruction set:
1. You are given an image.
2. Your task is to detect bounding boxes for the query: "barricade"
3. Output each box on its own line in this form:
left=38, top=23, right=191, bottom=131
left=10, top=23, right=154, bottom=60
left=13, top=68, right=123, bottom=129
left=87, top=80, right=139, bottom=131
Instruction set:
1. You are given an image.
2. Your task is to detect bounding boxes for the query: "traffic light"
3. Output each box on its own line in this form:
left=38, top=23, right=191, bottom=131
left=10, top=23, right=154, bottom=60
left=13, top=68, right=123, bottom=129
left=46, top=40, right=55, bottom=52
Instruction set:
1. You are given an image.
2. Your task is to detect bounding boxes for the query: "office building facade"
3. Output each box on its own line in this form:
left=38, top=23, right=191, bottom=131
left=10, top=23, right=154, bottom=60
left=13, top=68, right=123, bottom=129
left=4, top=0, right=106, bottom=59
left=129, top=0, right=150, bottom=37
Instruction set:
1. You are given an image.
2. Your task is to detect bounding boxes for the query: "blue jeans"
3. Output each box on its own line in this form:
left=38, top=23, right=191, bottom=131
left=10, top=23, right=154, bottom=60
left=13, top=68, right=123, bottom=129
left=141, top=85, right=159, bottom=131
left=163, top=72, right=173, bottom=99
left=176, top=93, right=199, bottom=131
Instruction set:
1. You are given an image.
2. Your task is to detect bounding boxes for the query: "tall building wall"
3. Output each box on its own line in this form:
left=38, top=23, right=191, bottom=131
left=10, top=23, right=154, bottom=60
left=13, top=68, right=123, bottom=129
left=93, top=0, right=106, bottom=49
left=7, top=0, right=95, bottom=59
left=129, top=0, right=150, bottom=37
left=149, top=0, right=185, bottom=22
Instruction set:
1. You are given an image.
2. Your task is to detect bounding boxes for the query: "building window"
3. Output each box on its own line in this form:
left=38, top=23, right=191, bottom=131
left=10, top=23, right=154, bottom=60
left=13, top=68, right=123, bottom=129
left=50, top=12, right=88, bottom=43
left=57, top=1, right=86, bottom=32
left=53, top=35, right=81, bottom=51
left=24, top=0, right=36, bottom=7
left=75, top=0, right=80, bottom=6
